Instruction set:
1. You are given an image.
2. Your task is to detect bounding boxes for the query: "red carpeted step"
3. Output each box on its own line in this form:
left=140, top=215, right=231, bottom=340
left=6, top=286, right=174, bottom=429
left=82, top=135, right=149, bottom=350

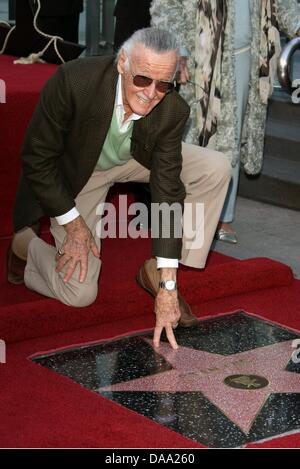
left=179, top=257, right=294, bottom=303
left=0, top=243, right=294, bottom=343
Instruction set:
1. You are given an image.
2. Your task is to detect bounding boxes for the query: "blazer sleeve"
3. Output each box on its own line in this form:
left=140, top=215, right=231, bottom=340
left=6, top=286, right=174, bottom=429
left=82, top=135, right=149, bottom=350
left=276, top=0, right=300, bottom=37
left=150, top=96, right=190, bottom=259
left=21, top=65, right=76, bottom=217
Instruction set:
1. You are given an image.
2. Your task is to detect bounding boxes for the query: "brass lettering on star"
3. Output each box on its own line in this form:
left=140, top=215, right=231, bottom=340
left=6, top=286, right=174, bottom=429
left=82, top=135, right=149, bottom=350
left=224, top=374, right=269, bottom=390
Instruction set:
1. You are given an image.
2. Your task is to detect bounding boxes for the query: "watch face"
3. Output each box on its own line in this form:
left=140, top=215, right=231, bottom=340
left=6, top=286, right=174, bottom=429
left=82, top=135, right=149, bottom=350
left=165, top=280, right=176, bottom=290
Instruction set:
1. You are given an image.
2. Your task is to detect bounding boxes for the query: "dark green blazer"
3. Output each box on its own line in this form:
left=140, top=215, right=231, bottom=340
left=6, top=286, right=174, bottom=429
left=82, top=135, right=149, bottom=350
left=13, top=56, right=189, bottom=259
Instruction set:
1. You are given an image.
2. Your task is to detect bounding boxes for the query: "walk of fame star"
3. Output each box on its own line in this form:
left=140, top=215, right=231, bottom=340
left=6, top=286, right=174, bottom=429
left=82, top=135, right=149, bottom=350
left=32, top=312, right=300, bottom=447
left=99, top=339, right=300, bottom=434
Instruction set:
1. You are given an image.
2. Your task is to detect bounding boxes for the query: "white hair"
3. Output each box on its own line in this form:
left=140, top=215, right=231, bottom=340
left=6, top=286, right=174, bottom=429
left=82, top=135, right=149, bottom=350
left=116, top=27, right=180, bottom=74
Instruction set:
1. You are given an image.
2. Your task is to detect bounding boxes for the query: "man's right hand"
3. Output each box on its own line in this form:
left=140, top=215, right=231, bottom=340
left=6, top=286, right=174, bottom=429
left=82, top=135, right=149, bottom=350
left=154, top=289, right=180, bottom=350
left=55, top=215, right=100, bottom=283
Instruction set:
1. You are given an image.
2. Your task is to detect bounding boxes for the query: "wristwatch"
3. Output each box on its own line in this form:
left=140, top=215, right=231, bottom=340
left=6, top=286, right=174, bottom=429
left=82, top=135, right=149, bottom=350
left=159, top=280, right=177, bottom=291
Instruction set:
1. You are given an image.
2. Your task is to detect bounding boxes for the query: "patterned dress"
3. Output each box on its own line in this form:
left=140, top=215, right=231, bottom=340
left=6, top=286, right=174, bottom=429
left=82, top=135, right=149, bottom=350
left=151, top=0, right=300, bottom=175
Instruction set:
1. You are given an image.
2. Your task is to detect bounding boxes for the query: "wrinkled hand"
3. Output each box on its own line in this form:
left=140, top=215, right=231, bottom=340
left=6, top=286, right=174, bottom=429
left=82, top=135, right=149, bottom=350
left=176, top=56, right=190, bottom=84
left=55, top=215, right=100, bottom=283
left=154, top=290, right=181, bottom=350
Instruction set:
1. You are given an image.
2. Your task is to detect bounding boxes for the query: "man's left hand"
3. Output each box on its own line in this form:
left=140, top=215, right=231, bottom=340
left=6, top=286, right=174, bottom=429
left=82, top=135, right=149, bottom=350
left=55, top=215, right=100, bottom=283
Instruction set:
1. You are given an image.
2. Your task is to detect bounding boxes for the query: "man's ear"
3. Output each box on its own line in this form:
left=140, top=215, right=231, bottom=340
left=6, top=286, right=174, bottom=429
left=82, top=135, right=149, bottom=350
left=117, top=48, right=126, bottom=75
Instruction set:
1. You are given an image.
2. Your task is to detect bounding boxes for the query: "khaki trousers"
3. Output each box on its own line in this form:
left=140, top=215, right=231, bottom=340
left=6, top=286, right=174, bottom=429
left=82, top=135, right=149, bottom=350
left=24, top=143, right=231, bottom=306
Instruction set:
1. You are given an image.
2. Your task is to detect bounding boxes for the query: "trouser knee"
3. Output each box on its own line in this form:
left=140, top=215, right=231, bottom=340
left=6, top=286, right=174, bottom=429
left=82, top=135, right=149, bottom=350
left=62, top=281, right=99, bottom=308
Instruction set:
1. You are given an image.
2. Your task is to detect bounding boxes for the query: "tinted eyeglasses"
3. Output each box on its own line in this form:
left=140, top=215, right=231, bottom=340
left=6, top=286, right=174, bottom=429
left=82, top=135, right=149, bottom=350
left=131, top=73, right=174, bottom=94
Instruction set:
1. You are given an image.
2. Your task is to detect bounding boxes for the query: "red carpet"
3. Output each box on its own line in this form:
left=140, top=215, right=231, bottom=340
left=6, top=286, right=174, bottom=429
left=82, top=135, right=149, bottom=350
left=0, top=55, right=299, bottom=448
left=0, top=56, right=58, bottom=237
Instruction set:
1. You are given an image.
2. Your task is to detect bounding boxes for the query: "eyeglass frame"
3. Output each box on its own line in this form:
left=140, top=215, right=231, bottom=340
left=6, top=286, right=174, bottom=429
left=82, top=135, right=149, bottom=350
left=127, top=61, right=176, bottom=94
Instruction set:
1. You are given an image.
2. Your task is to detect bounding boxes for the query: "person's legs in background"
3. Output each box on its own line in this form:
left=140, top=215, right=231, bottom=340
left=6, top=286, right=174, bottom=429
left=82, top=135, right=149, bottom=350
left=113, top=0, right=151, bottom=52
left=37, top=13, right=81, bottom=43
left=217, top=49, right=251, bottom=243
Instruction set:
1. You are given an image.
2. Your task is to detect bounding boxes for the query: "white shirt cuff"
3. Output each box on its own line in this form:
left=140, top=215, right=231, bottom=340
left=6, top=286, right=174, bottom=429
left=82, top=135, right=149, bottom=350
left=156, top=257, right=179, bottom=269
left=55, top=207, right=80, bottom=225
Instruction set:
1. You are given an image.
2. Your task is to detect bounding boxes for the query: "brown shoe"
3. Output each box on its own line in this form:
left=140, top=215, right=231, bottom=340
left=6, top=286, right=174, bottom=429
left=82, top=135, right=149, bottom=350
left=136, top=258, right=198, bottom=327
left=6, top=247, right=26, bottom=285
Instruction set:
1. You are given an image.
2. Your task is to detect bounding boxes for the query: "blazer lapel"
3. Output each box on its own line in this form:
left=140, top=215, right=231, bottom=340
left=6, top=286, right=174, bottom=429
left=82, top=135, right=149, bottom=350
left=82, top=62, right=118, bottom=172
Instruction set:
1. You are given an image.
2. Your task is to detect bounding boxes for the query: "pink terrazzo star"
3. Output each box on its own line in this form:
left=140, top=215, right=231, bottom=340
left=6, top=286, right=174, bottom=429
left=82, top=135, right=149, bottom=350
left=99, top=339, right=300, bottom=434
